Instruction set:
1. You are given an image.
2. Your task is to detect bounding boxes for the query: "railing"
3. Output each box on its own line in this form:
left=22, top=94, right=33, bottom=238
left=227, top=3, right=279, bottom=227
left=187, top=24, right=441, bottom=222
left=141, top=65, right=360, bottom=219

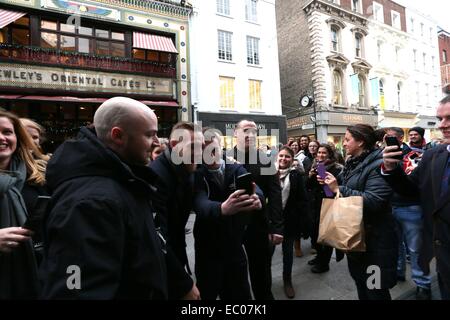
left=441, top=64, right=450, bottom=87
left=0, top=44, right=176, bottom=78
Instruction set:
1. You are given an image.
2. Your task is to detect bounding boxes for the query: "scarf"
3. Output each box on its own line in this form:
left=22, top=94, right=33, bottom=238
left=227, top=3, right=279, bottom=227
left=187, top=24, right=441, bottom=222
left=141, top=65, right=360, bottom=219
left=207, top=159, right=225, bottom=188
left=278, top=167, right=293, bottom=210
left=0, top=156, right=39, bottom=299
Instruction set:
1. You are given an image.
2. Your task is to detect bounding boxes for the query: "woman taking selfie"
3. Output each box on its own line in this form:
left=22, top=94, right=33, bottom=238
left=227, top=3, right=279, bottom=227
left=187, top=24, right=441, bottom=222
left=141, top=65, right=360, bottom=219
left=276, top=146, right=309, bottom=298
left=307, top=143, right=344, bottom=273
left=321, top=124, right=398, bottom=300
left=0, top=110, right=48, bottom=299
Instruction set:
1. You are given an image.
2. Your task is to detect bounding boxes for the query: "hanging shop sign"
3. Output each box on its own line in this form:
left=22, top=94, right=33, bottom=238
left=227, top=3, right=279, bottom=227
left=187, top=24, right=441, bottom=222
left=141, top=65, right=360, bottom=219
left=0, top=63, right=174, bottom=96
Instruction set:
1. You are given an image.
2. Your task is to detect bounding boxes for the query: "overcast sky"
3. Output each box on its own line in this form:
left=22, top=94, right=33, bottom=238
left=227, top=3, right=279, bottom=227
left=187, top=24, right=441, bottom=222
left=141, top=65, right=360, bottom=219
left=395, top=0, right=450, bottom=31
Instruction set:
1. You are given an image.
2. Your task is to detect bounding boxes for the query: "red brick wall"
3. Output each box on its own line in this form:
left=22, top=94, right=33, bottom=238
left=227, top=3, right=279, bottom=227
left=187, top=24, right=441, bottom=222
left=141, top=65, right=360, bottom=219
left=361, top=0, right=406, bottom=32
left=340, top=0, right=352, bottom=11
left=438, top=32, right=450, bottom=66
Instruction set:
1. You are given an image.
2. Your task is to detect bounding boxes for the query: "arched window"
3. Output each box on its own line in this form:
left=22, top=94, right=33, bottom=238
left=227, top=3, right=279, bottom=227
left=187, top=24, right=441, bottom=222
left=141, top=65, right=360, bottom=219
left=358, top=75, right=366, bottom=108
left=333, top=70, right=343, bottom=105
left=355, top=33, right=362, bottom=57
left=397, top=82, right=402, bottom=109
left=331, top=26, right=339, bottom=52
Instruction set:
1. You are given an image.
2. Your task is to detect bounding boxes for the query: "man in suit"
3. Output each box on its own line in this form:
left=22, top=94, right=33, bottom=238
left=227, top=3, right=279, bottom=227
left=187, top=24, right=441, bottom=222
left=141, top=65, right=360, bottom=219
left=381, top=95, right=450, bottom=299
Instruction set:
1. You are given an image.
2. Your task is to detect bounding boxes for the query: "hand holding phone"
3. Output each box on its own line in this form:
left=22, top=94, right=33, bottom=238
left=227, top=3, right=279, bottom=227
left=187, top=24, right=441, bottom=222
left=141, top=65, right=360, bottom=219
left=385, top=136, right=403, bottom=161
left=317, top=162, right=334, bottom=197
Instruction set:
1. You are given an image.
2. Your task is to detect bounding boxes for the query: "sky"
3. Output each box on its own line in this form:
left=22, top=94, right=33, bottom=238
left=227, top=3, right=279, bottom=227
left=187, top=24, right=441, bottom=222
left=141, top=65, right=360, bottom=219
left=395, top=0, right=450, bottom=31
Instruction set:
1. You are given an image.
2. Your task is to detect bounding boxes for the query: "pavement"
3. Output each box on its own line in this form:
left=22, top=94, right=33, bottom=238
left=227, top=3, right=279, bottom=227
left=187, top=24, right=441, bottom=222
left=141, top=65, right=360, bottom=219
left=184, top=214, right=440, bottom=300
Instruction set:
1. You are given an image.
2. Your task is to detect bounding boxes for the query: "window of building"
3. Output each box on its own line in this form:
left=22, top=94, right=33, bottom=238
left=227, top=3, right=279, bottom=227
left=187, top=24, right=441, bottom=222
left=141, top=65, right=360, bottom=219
left=443, top=49, right=447, bottom=63
left=397, top=82, right=402, bottom=109
left=39, top=18, right=125, bottom=56
left=352, top=0, right=362, bottom=13
left=425, top=83, right=430, bottom=106
left=358, top=75, right=366, bottom=108
left=331, top=26, right=340, bottom=52
left=219, top=76, right=235, bottom=109
left=373, top=2, right=384, bottom=23
left=420, top=23, right=424, bottom=37
left=333, top=70, right=343, bottom=105
left=355, top=33, right=362, bottom=57
left=377, top=41, right=383, bottom=62
left=217, top=0, right=230, bottom=16
left=247, top=36, right=260, bottom=65
left=132, top=48, right=173, bottom=65
left=395, top=46, right=400, bottom=62
left=413, top=49, right=417, bottom=69
left=218, top=30, right=232, bottom=61
left=416, top=81, right=421, bottom=105
left=391, top=11, right=401, bottom=29
left=410, top=18, right=415, bottom=33
left=245, top=0, right=258, bottom=23
left=430, top=27, right=433, bottom=42
left=423, top=53, right=427, bottom=71
left=249, top=80, right=262, bottom=110
left=0, top=16, right=30, bottom=46
left=432, top=56, right=435, bottom=72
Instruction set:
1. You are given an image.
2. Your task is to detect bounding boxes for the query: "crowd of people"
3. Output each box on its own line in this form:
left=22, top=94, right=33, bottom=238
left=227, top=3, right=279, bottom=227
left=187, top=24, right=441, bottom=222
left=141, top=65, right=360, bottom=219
left=0, top=94, right=449, bottom=300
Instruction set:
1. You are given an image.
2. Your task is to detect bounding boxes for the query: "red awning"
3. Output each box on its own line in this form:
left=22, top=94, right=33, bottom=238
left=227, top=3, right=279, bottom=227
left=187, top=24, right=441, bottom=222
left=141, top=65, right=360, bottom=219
left=0, top=95, right=179, bottom=107
left=133, top=32, right=178, bottom=53
left=0, top=9, right=26, bottom=29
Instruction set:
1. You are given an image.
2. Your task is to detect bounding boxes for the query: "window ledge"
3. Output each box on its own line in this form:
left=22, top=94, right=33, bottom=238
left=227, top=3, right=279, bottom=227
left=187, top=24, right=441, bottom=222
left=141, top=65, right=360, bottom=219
left=249, top=110, right=265, bottom=114
left=218, top=60, right=235, bottom=64
left=219, top=109, right=238, bottom=113
left=216, top=13, right=233, bottom=19
left=332, top=104, right=348, bottom=109
left=245, top=20, right=260, bottom=26
left=247, top=64, right=262, bottom=68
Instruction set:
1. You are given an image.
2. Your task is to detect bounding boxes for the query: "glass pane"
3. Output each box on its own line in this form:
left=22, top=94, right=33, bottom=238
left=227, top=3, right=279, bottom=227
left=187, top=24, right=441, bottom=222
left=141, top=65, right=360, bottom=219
left=160, top=52, right=171, bottom=63
left=111, top=32, right=124, bottom=41
left=146, top=51, right=159, bottom=61
left=0, top=28, right=7, bottom=43
left=61, top=23, right=76, bottom=33
left=78, top=38, right=92, bottom=53
left=133, top=49, right=145, bottom=60
left=41, top=20, right=57, bottom=30
left=111, top=42, right=125, bottom=57
left=41, top=32, right=58, bottom=48
left=79, top=26, right=93, bottom=36
left=95, top=29, right=109, bottom=38
left=12, top=28, right=29, bottom=45
left=61, top=35, right=75, bottom=51
left=96, top=40, right=109, bottom=55
left=13, top=17, right=29, bottom=26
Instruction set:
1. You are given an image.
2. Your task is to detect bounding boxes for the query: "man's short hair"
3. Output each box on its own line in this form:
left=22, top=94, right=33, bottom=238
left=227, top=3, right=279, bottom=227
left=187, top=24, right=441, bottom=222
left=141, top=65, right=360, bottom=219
left=235, top=119, right=256, bottom=130
left=440, top=95, right=450, bottom=105
left=169, top=121, right=198, bottom=142
left=387, top=127, right=404, bottom=137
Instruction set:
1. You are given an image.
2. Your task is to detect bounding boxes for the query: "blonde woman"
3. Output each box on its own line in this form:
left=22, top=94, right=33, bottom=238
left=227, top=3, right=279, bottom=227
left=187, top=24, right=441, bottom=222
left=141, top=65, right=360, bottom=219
left=0, top=110, right=48, bottom=299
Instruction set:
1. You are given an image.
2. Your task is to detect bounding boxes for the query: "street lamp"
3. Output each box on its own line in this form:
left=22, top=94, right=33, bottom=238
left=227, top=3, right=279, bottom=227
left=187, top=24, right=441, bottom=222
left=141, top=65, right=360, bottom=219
left=299, top=95, right=317, bottom=139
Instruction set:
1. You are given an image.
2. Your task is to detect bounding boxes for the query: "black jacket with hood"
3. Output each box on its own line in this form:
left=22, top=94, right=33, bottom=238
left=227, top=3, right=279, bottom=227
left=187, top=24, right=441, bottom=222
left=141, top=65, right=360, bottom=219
left=39, top=127, right=168, bottom=299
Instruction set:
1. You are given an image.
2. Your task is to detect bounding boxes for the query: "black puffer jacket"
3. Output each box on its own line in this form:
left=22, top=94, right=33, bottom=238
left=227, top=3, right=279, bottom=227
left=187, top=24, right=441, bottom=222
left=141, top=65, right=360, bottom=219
left=338, top=149, right=398, bottom=289
left=40, top=127, right=168, bottom=299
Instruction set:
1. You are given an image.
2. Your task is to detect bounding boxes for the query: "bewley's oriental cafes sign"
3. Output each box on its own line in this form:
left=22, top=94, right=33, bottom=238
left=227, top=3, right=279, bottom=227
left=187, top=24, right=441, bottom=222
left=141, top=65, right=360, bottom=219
left=0, top=63, right=174, bottom=96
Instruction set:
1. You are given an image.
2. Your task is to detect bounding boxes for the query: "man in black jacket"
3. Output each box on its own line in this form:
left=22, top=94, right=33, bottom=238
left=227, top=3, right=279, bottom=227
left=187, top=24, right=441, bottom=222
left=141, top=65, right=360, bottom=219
left=150, top=122, right=203, bottom=299
left=230, top=120, right=283, bottom=300
left=382, top=95, right=450, bottom=300
left=40, top=97, right=167, bottom=299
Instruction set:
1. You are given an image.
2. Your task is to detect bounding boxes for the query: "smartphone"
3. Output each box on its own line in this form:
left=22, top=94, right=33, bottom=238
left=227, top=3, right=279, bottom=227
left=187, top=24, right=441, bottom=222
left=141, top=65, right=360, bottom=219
left=22, top=195, right=51, bottom=232
left=317, top=162, right=334, bottom=197
left=385, top=136, right=403, bottom=160
left=236, top=172, right=254, bottom=195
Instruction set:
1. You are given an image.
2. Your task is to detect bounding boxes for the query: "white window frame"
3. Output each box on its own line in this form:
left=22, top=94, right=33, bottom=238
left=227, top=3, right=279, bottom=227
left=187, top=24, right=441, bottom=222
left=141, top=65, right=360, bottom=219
left=246, top=36, right=260, bottom=65
left=218, top=30, right=233, bottom=61
left=410, top=18, right=415, bottom=33
left=413, top=49, right=417, bottom=69
left=351, top=0, right=362, bottom=13
left=245, top=0, right=258, bottom=23
left=373, top=2, right=384, bottom=23
left=333, top=70, right=343, bottom=105
left=355, top=33, right=363, bottom=58
left=331, top=26, right=340, bottom=52
left=391, top=11, right=401, bottom=29
left=423, top=52, right=427, bottom=71
left=216, top=0, right=230, bottom=16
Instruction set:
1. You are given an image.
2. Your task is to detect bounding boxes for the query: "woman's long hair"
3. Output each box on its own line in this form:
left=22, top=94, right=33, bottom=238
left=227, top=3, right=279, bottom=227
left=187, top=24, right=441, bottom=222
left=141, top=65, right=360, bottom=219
left=0, top=111, right=49, bottom=185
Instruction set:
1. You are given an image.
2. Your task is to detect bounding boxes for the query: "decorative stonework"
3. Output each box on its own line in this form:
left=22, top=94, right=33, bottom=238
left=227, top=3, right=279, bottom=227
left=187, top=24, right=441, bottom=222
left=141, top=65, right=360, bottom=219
left=304, top=0, right=368, bottom=28
left=93, top=0, right=192, bottom=18
left=326, top=53, right=350, bottom=69
left=351, top=59, right=372, bottom=75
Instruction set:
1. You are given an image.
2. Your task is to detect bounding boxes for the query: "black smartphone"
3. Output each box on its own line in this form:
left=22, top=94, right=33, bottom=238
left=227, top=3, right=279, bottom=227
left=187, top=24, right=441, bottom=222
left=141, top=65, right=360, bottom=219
left=23, top=195, right=51, bottom=232
left=385, top=136, right=403, bottom=160
left=236, top=173, right=254, bottom=195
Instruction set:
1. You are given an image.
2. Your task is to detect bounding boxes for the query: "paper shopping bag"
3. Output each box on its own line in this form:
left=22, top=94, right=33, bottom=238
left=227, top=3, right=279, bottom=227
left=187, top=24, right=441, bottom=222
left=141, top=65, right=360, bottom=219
left=317, top=190, right=365, bottom=252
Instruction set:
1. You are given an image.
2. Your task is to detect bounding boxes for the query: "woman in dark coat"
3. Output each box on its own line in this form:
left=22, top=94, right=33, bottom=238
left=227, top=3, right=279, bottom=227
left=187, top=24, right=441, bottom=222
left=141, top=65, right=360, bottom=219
left=0, top=110, right=48, bottom=299
left=307, top=144, right=344, bottom=273
left=322, top=124, right=398, bottom=300
left=277, top=146, right=309, bottom=299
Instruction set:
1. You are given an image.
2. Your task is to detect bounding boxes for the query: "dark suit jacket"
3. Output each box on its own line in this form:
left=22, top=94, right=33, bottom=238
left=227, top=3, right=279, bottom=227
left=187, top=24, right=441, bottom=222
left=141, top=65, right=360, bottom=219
left=381, top=144, right=450, bottom=283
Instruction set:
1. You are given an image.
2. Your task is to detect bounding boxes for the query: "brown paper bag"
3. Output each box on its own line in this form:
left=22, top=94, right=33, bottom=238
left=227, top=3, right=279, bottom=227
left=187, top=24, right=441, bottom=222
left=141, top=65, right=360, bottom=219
left=317, top=190, right=366, bottom=252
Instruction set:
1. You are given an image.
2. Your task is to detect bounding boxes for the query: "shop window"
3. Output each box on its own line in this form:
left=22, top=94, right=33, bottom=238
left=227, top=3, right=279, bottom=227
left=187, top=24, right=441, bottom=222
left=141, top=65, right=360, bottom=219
left=96, top=40, right=110, bottom=56
left=159, top=52, right=171, bottom=63
left=0, top=28, right=7, bottom=43
left=41, top=32, right=57, bottom=48
left=78, top=38, right=92, bottom=54
left=133, top=49, right=145, bottom=60
left=60, top=23, right=76, bottom=33
left=12, top=28, right=29, bottom=45
left=41, top=20, right=57, bottom=30
left=133, top=49, right=172, bottom=65
left=95, top=29, right=109, bottom=38
left=61, top=105, right=76, bottom=120
left=146, top=51, right=159, bottom=61
left=111, top=42, right=125, bottom=57
left=61, top=35, right=76, bottom=51
left=111, top=32, right=124, bottom=41
left=10, top=103, right=29, bottom=117
left=79, top=26, right=93, bottom=36
left=78, top=106, right=93, bottom=120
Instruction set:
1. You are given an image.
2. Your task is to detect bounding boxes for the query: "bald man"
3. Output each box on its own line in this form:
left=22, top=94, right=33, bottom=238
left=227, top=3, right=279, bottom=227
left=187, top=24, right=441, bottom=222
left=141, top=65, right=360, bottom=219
left=40, top=97, right=168, bottom=299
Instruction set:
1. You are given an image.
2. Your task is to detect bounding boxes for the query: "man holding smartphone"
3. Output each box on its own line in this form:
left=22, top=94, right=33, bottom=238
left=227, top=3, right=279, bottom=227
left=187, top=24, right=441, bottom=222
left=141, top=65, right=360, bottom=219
left=381, top=96, right=450, bottom=300
left=384, top=127, right=431, bottom=300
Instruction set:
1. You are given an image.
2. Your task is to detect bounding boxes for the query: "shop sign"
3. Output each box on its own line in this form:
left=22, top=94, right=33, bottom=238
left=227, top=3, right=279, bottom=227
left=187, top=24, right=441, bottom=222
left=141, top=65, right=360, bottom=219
left=0, top=63, right=173, bottom=96
left=41, top=0, right=120, bottom=21
left=329, top=113, right=377, bottom=126
left=287, top=115, right=312, bottom=129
